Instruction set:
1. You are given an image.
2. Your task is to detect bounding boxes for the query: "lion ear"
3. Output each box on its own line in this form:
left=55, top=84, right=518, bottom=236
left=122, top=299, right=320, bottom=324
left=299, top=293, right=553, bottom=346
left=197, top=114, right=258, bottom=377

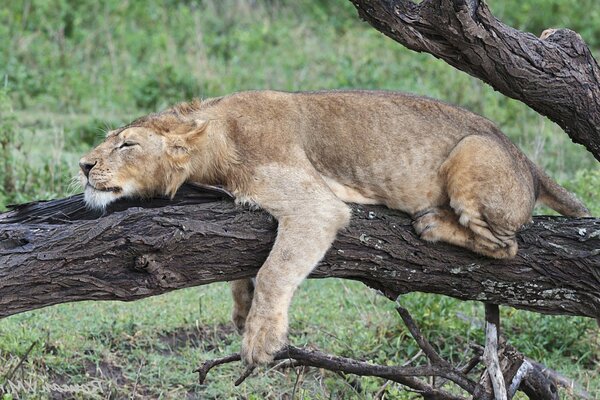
left=167, top=137, right=190, bottom=159
left=167, top=120, right=208, bottom=158
left=180, top=119, right=208, bottom=143
left=192, top=119, right=208, bottom=133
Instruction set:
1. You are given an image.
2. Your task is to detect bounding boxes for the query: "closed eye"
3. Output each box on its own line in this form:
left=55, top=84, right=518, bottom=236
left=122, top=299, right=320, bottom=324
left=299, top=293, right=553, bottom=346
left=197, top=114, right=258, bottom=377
left=119, top=141, right=138, bottom=149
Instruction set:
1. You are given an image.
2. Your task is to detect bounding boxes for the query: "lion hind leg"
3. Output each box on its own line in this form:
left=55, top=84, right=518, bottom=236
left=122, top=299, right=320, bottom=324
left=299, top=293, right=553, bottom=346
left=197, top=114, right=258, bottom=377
left=414, top=206, right=518, bottom=259
left=456, top=209, right=518, bottom=259
left=413, top=207, right=473, bottom=248
left=435, top=135, right=535, bottom=259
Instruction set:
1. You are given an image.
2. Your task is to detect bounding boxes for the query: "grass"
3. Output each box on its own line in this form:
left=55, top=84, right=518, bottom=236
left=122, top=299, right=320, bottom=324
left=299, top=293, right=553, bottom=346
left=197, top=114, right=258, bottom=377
left=0, top=282, right=598, bottom=399
left=0, top=0, right=599, bottom=398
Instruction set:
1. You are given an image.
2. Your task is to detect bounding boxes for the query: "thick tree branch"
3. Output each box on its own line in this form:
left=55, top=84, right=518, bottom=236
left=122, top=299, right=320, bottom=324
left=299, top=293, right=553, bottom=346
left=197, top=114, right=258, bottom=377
left=0, top=186, right=598, bottom=320
left=348, top=0, right=600, bottom=160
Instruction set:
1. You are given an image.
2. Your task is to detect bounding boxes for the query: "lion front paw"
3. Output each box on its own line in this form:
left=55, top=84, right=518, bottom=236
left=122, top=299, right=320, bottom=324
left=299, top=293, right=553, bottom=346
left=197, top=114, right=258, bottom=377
left=241, top=313, right=288, bottom=365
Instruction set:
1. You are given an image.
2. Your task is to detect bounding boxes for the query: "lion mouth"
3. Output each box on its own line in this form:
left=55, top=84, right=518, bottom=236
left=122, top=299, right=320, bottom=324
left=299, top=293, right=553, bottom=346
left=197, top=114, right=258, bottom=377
left=86, top=183, right=122, bottom=193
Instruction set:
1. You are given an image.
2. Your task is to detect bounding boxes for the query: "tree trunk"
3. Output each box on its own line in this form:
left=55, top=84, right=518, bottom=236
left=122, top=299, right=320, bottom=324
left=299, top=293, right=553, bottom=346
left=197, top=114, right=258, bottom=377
left=348, top=0, right=600, bottom=161
left=1, top=186, right=598, bottom=320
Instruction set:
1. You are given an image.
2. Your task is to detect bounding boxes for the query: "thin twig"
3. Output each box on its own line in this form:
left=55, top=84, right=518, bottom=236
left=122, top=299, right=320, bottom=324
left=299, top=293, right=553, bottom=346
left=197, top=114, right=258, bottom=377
left=131, top=358, right=146, bottom=398
left=268, top=359, right=304, bottom=372
left=374, top=380, right=391, bottom=400
left=234, top=365, right=255, bottom=386
left=395, top=306, right=480, bottom=394
left=402, top=349, right=424, bottom=367
left=290, top=365, right=306, bottom=399
left=396, top=306, right=445, bottom=365
left=3, top=341, right=37, bottom=382
left=460, top=352, right=483, bottom=376
left=435, top=348, right=483, bottom=390
left=195, top=353, right=241, bottom=384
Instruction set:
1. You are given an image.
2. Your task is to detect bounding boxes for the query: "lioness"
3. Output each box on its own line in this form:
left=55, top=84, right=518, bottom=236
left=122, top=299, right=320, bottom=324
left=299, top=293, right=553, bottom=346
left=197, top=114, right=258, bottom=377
left=79, top=90, right=589, bottom=364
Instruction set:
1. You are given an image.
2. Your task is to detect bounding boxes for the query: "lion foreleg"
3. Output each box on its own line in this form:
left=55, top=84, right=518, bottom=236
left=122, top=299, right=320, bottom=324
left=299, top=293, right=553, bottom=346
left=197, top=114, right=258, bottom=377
left=241, top=206, right=349, bottom=364
left=231, top=278, right=255, bottom=333
left=238, top=164, right=350, bottom=365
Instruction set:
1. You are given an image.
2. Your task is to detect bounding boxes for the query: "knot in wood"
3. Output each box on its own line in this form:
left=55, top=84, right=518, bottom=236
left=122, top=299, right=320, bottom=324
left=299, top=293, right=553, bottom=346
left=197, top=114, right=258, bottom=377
left=0, top=231, right=30, bottom=250
left=540, top=28, right=581, bottom=42
left=539, top=28, right=588, bottom=56
left=133, top=253, right=183, bottom=288
left=133, top=254, right=158, bottom=271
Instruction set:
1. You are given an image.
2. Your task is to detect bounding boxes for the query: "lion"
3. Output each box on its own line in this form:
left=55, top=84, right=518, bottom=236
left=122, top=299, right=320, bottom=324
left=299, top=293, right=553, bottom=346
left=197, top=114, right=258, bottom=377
left=79, top=90, right=589, bottom=365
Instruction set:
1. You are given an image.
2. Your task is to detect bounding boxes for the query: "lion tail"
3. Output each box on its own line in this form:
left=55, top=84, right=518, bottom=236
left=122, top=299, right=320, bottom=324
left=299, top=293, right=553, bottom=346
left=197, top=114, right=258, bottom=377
left=534, top=165, right=590, bottom=217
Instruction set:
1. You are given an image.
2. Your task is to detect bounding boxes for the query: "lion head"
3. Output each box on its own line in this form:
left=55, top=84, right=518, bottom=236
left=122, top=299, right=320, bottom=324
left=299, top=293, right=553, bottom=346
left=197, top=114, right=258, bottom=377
left=79, top=109, right=209, bottom=210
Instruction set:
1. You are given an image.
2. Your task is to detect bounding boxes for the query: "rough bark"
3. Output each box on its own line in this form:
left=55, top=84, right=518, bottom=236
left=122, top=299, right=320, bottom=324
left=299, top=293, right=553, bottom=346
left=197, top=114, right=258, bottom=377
left=1, top=186, right=598, bottom=320
left=348, top=0, right=600, bottom=161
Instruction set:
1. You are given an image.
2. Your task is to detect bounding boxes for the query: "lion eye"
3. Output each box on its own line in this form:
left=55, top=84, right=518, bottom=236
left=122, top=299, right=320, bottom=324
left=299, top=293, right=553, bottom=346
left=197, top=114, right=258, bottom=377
left=119, top=141, right=138, bottom=149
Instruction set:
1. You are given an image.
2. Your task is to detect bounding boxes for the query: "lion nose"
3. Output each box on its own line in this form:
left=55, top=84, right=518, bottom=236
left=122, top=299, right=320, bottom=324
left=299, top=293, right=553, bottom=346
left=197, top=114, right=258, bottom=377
left=79, top=160, right=96, bottom=178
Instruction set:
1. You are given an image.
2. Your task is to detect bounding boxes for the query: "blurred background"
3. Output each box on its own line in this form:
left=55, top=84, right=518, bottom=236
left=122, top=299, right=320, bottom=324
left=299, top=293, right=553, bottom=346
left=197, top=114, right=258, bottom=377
left=0, top=1, right=598, bottom=398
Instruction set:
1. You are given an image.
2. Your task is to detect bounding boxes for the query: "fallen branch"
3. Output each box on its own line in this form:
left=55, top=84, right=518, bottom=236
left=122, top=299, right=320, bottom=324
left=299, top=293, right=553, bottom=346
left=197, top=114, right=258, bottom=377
left=195, top=306, right=564, bottom=400
left=197, top=346, right=471, bottom=400
left=527, top=360, right=592, bottom=400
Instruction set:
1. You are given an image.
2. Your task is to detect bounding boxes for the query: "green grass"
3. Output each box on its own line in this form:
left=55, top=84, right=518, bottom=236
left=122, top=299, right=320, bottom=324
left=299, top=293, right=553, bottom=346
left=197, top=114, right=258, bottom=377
left=1, top=282, right=598, bottom=399
left=0, top=0, right=599, bottom=398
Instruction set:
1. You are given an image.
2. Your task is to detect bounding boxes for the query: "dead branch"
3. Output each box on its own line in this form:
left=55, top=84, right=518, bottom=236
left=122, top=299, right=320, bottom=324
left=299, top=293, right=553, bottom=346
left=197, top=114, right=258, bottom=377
left=1, top=186, right=587, bottom=399
left=194, top=305, right=566, bottom=400
left=482, top=304, right=507, bottom=400
left=197, top=345, right=471, bottom=400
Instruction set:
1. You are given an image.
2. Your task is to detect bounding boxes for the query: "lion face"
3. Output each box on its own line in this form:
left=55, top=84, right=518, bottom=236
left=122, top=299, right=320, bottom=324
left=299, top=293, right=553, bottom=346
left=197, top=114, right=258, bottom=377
left=79, top=116, right=210, bottom=209
left=79, top=126, right=172, bottom=209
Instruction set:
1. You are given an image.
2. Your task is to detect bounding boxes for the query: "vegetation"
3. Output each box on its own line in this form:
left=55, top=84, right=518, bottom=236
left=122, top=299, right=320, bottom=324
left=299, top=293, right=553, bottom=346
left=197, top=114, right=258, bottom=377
left=0, top=1, right=598, bottom=398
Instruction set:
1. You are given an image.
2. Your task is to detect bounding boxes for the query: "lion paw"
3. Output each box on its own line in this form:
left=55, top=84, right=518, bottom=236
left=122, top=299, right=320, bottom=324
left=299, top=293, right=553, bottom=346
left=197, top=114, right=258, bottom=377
left=413, top=209, right=441, bottom=239
left=241, top=314, right=288, bottom=365
left=480, top=239, right=518, bottom=259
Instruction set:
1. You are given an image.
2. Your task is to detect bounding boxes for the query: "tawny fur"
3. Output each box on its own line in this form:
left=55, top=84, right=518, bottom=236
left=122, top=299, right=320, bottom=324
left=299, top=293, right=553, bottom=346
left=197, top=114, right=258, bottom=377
left=79, top=90, right=590, bottom=364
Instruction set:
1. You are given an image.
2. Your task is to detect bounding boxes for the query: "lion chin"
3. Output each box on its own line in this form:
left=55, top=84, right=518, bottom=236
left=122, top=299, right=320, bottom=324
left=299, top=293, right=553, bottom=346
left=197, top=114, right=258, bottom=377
left=83, top=183, right=135, bottom=211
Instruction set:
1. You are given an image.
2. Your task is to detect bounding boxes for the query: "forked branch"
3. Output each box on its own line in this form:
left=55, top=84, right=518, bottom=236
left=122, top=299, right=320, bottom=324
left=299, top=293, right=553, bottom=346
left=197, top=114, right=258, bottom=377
left=197, top=346, right=469, bottom=400
left=195, top=305, right=563, bottom=399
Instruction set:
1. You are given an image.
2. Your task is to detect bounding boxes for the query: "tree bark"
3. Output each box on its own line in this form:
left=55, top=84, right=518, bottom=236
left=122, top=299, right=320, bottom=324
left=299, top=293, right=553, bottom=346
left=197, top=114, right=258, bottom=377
left=1, top=186, right=598, bottom=320
left=348, top=0, right=600, bottom=161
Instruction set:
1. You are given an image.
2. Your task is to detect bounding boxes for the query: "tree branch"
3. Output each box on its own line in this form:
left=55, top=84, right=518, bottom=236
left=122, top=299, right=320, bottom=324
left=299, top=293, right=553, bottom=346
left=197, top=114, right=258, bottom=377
left=348, top=0, right=600, bottom=160
left=194, top=306, right=565, bottom=400
left=1, top=187, right=589, bottom=399
left=396, top=305, right=478, bottom=393
left=482, top=304, right=507, bottom=400
left=0, top=185, right=598, bottom=320
left=196, top=345, right=470, bottom=400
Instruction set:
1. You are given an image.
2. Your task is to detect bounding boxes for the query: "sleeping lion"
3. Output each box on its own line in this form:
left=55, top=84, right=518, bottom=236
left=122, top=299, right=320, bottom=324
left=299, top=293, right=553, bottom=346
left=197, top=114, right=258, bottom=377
left=78, top=90, right=589, bottom=365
